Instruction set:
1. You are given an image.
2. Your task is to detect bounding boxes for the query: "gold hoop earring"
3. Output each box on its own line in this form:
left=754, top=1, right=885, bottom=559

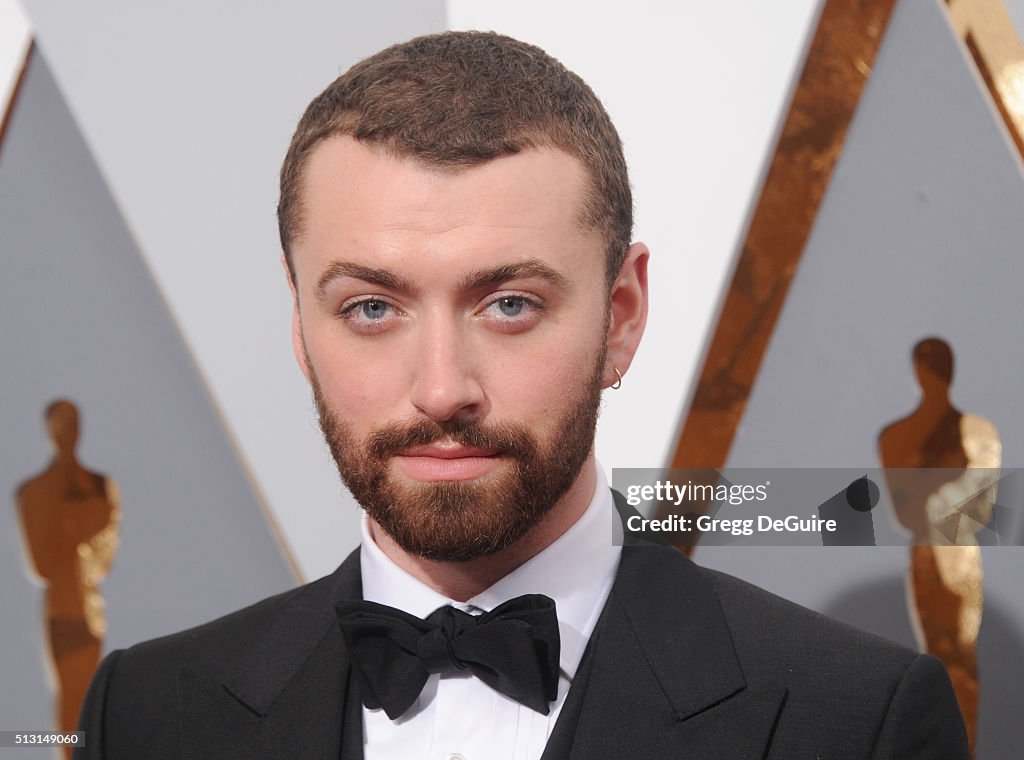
left=610, top=367, right=623, bottom=390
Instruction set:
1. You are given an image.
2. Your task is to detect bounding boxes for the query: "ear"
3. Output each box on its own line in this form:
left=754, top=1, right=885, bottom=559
left=604, top=242, right=649, bottom=388
left=283, top=255, right=311, bottom=382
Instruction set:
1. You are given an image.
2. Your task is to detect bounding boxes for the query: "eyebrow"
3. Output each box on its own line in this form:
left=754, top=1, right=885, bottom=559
left=315, top=262, right=412, bottom=300
left=458, top=260, right=568, bottom=291
left=315, top=258, right=567, bottom=300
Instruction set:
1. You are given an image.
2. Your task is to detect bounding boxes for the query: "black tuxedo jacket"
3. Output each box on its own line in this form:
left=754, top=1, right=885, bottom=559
left=75, top=499, right=968, bottom=759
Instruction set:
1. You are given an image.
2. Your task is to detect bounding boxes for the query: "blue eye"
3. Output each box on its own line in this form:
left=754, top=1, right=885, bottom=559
left=337, top=297, right=400, bottom=332
left=479, top=293, right=543, bottom=332
left=496, top=297, right=525, bottom=317
left=361, top=300, right=389, bottom=320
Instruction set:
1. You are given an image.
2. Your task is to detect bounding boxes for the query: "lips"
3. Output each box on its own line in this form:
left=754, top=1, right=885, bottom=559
left=400, top=443, right=501, bottom=458
left=392, top=443, right=503, bottom=481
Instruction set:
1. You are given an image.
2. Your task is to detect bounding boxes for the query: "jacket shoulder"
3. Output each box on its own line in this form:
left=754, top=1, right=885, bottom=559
left=696, top=561, right=968, bottom=757
left=119, top=573, right=318, bottom=674
left=77, top=555, right=359, bottom=759
left=702, top=564, right=920, bottom=676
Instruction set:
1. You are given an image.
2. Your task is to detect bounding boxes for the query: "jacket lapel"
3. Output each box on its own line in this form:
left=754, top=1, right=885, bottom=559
left=568, top=520, right=786, bottom=760
left=179, top=550, right=363, bottom=760
left=177, top=497, right=786, bottom=759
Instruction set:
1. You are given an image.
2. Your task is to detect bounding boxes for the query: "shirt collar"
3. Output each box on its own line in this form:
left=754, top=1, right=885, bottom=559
left=360, top=461, right=622, bottom=680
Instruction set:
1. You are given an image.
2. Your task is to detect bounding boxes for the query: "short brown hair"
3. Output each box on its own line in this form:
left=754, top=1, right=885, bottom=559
left=278, top=31, right=632, bottom=289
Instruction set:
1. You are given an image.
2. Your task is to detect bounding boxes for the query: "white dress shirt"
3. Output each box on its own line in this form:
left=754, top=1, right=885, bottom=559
left=359, top=462, right=622, bottom=760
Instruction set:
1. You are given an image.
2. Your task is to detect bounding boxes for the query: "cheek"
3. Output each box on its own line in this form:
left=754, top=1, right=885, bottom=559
left=302, top=327, right=404, bottom=417
left=480, top=325, right=604, bottom=416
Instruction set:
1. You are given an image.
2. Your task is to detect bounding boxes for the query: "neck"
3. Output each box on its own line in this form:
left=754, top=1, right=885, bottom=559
left=50, top=449, right=78, bottom=469
left=369, top=456, right=598, bottom=601
left=916, top=390, right=955, bottom=418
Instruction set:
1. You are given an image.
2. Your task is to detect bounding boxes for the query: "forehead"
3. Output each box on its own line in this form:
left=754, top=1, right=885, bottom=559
left=290, top=137, right=598, bottom=280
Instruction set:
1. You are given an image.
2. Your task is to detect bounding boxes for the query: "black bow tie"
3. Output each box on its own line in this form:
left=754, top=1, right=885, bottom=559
left=336, top=594, right=560, bottom=720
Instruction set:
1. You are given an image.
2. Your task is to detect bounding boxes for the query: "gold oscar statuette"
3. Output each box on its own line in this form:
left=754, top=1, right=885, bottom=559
left=15, top=400, right=121, bottom=758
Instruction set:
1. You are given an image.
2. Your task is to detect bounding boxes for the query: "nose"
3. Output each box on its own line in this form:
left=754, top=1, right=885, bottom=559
left=408, top=315, right=486, bottom=424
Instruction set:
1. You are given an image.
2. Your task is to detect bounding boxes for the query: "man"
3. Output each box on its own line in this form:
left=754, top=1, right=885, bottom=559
left=77, top=31, right=968, bottom=759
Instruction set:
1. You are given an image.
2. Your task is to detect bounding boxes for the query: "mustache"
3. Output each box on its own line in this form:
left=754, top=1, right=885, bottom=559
left=367, top=418, right=536, bottom=460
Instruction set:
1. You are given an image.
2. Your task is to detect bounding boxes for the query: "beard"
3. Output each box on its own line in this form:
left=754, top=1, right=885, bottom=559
left=310, top=346, right=606, bottom=562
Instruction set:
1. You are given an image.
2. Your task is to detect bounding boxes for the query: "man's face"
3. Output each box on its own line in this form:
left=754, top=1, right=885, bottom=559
left=288, top=137, right=619, bottom=561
